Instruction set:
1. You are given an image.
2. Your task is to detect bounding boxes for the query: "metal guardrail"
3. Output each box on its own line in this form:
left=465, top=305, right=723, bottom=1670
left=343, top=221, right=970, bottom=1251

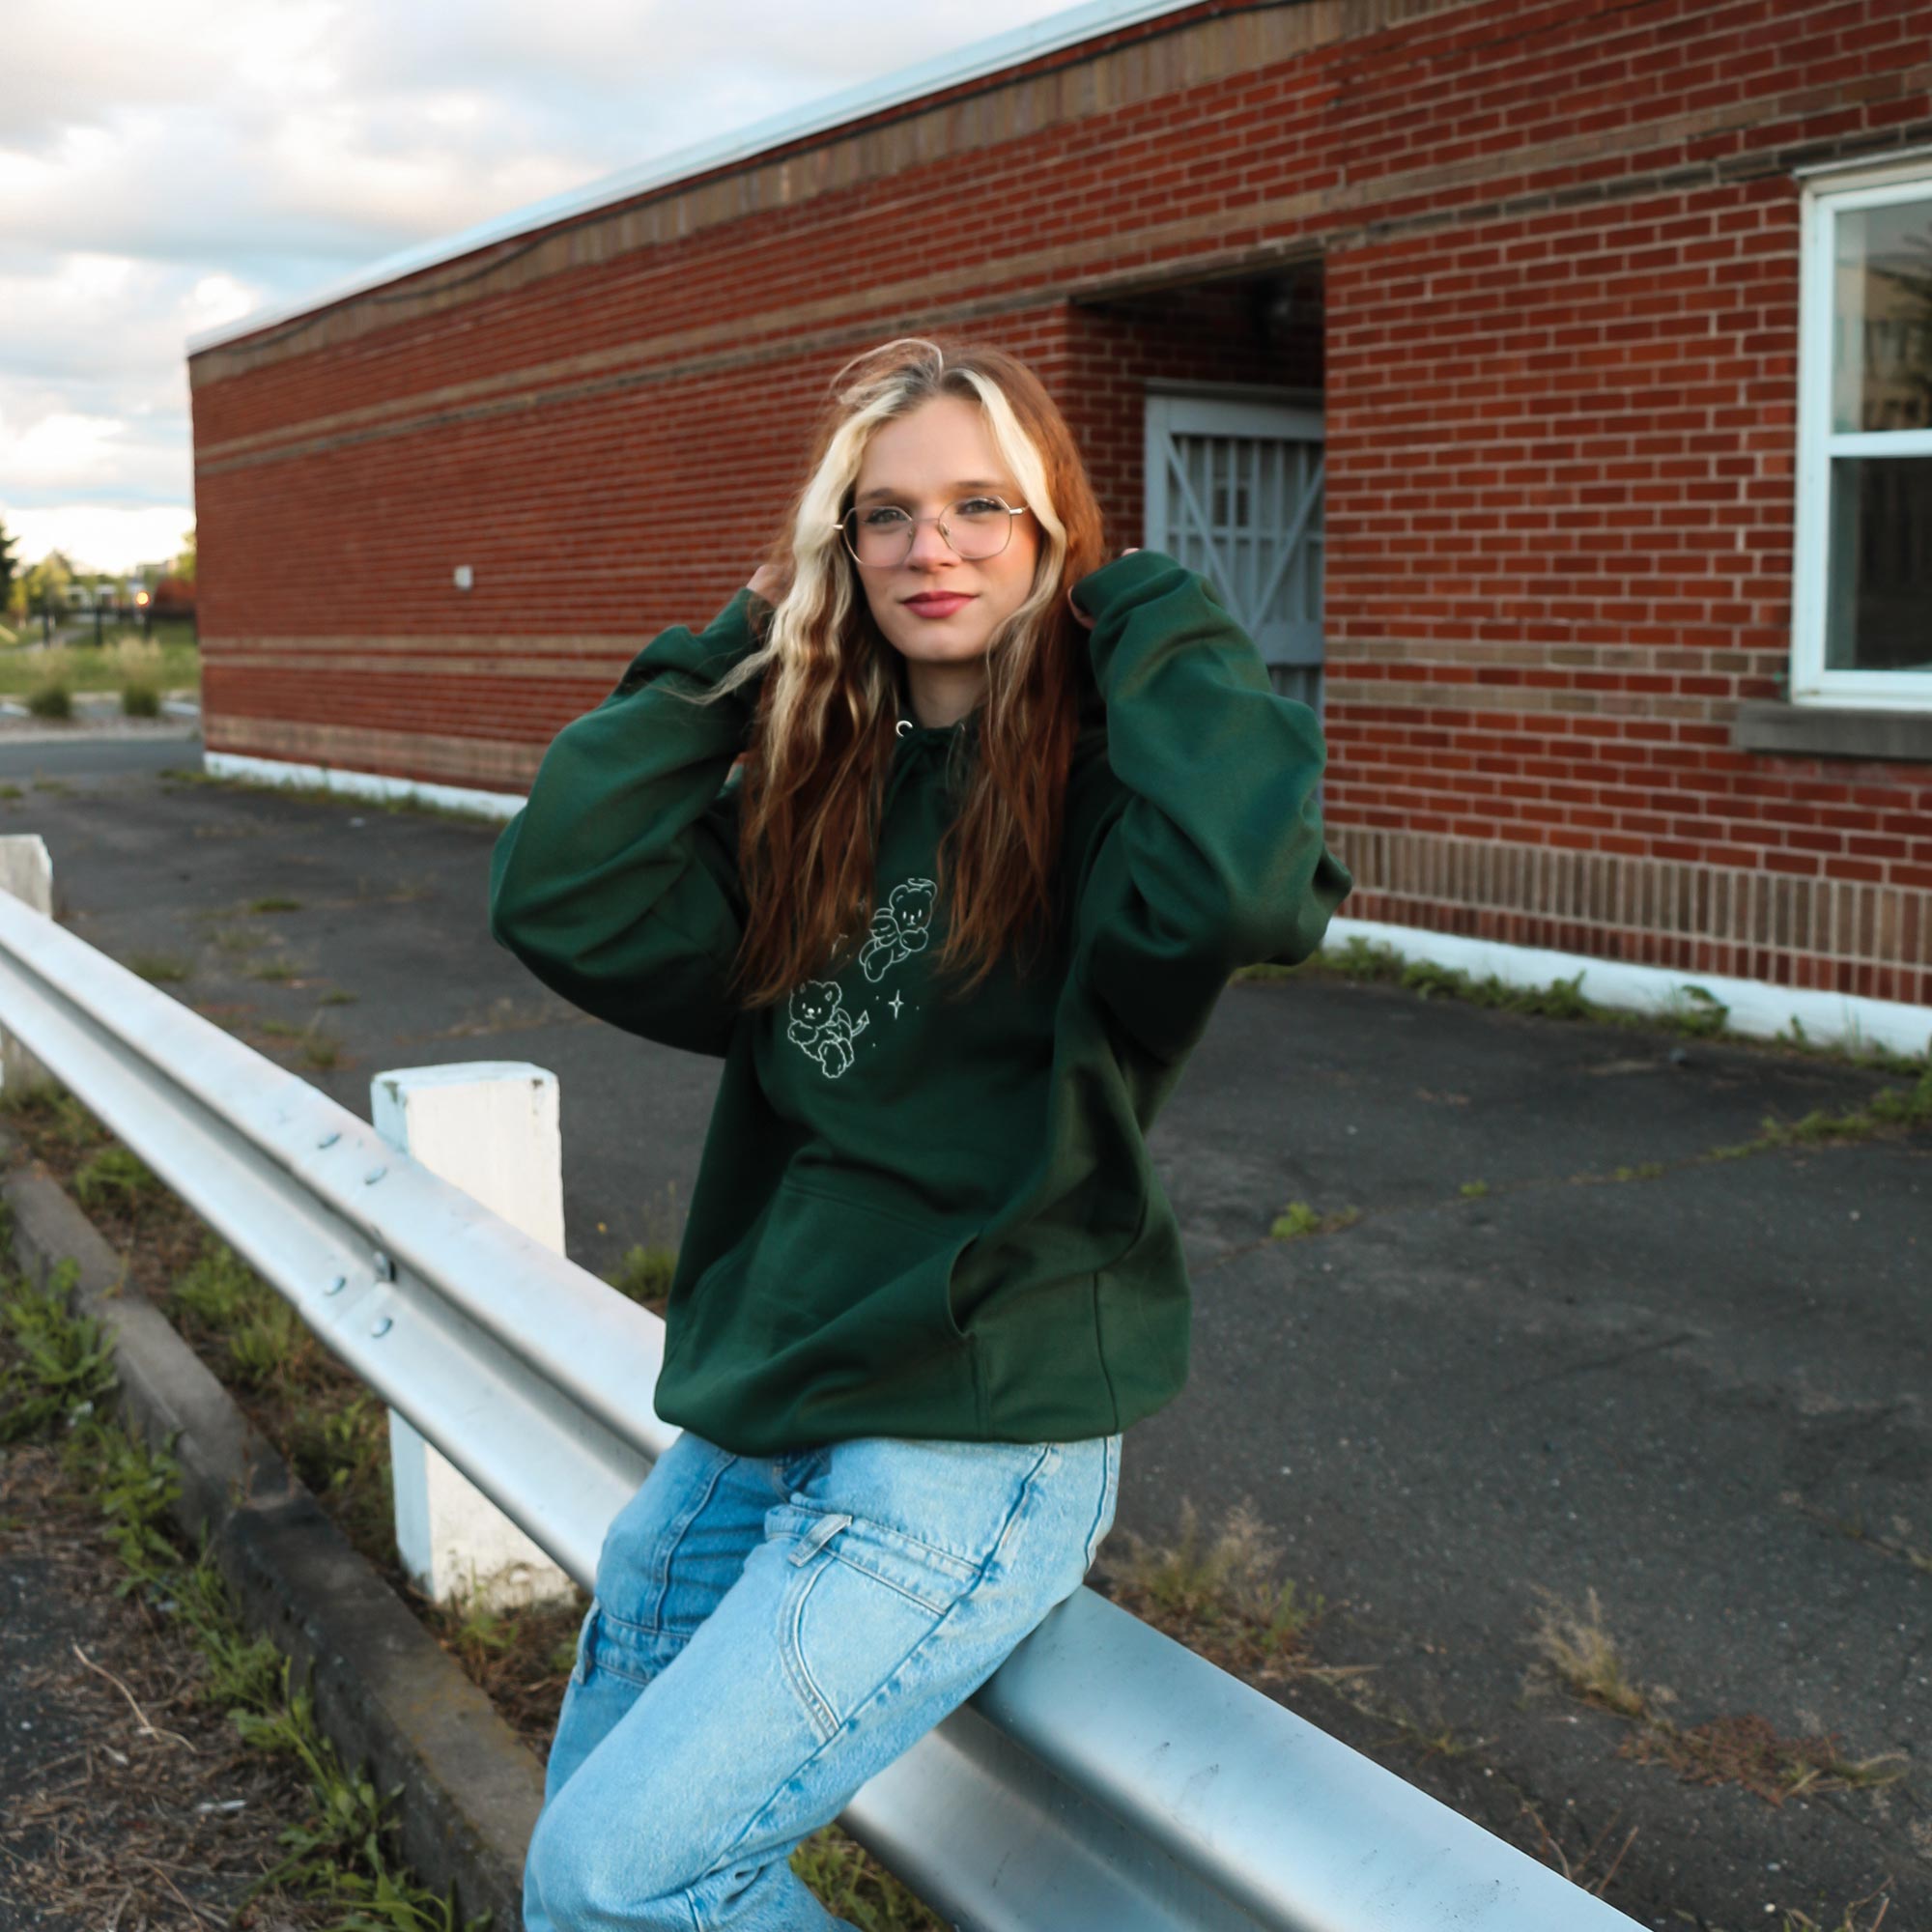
left=0, top=885, right=1641, bottom=1931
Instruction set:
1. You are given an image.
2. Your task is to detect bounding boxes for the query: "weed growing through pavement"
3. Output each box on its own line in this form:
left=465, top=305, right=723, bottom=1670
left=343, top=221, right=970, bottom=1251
left=258, top=1012, right=345, bottom=1070
left=1269, top=1200, right=1361, bottom=1240
left=600, top=1181, right=685, bottom=1317
left=249, top=895, right=303, bottom=914
left=1513, top=1797, right=1637, bottom=1900
left=128, top=952, right=190, bottom=983
left=1459, top=1179, right=1491, bottom=1198
left=1780, top=1885, right=1894, bottom=1931
left=605, top=1242, right=676, bottom=1314
left=1093, top=1497, right=1351, bottom=1688
left=1528, top=1588, right=1649, bottom=1719
left=1528, top=1589, right=1907, bottom=1806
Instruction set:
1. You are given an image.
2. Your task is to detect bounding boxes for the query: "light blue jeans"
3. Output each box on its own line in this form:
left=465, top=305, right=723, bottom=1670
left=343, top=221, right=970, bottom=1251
left=522, top=1427, right=1122, bottom=1932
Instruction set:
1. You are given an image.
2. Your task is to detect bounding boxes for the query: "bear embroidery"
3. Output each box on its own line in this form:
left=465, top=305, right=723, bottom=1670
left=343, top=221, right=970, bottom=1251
left=860, top=877, right=937, bottom=983
left=786, top=980, right=870, bottom=1079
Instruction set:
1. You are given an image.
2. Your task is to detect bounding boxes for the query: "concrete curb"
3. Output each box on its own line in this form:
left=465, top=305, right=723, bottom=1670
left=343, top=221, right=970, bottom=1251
left=0, top=1133, right=543, bottom=1930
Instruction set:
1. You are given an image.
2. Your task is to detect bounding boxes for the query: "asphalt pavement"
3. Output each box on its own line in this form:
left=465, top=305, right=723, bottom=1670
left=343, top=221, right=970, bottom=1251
left=2, top=730, right=1926, bottom=1928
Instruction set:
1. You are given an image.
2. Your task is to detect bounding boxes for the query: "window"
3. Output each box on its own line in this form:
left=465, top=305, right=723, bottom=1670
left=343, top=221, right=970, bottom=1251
left=1794, top=162, right=1932, bottom=708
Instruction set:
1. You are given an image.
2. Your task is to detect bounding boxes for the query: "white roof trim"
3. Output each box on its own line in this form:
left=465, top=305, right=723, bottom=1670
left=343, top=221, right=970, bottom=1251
left=187, top=0, right=1193, bottom=356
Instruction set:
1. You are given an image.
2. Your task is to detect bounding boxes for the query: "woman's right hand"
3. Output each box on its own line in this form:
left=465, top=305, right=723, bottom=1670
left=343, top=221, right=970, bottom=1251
left=748, top=562, right=786, bottom=605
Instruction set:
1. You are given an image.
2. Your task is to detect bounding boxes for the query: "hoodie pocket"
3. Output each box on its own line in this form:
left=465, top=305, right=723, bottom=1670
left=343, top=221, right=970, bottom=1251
left=662, top=1173, right=978, bottom=1389
left=761, top=1173, right=976, bottom=1351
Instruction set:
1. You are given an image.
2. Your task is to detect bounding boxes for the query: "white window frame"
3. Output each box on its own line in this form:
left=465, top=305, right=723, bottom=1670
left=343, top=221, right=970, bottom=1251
left=1793, top=156, right=1932, bottom=710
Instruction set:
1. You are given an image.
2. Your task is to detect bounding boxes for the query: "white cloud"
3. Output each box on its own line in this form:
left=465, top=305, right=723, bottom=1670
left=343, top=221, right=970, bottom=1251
left=0, top=503, right=197, bottom=578
left=0, top=0, right=1084, bottom=568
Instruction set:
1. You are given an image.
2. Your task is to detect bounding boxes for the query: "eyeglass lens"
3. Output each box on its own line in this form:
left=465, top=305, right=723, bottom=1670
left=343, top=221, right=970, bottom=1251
left=844, top=497, right=1016, bottom=566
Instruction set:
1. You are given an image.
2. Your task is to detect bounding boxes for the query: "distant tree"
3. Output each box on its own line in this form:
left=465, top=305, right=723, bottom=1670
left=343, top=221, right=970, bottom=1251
left=23, top=551, right=73, bottom=617
left=175, top=526, right=197, bottom=584
left=0, top=519, right=18, bottom=618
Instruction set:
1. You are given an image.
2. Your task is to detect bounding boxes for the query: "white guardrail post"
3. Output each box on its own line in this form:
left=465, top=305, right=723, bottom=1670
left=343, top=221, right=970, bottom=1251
left=0, top=867, right=1644, bottom=1932
left=0, top=838, right=54, bottom=1097
left=372, top=1062, right=578, bottom=1611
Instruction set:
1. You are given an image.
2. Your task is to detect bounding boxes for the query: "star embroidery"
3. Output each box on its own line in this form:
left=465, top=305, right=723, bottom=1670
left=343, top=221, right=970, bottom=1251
left=889, top=991, right=904, bottom=1018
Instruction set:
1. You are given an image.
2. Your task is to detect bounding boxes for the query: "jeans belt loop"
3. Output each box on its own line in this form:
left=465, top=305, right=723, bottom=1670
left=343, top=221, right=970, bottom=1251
left=789, top=1510, right=852, bottom=1565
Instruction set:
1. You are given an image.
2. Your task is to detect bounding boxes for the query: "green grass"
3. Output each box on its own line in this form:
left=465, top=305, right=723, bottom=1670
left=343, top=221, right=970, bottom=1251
left=248, top=895, right=303, bottom=914
left=1245, top=934, right=1931, bottom=1078
left=128, top=952, right=190, bottom=983
left=1268, top=1200, right=1361, bottom=1240
left=0, top=1244, right=481, bottom=1930
left=25, top=676, right=71, bottom=720
left=0, top=636, right=199, bottom=698
left=121, top=675, right=161, bottom=717
left=605, top=1242, right=677, bottom=1311
left=71, top=1146, right=162, bottom=1210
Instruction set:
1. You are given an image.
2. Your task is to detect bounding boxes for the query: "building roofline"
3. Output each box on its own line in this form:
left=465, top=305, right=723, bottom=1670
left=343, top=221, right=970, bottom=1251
left=186, top=0, right=1193, bottom=357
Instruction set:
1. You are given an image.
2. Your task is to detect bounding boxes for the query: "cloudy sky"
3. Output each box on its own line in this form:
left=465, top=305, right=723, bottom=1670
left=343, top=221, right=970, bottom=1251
left=2, top=0, right=1084, bottom=576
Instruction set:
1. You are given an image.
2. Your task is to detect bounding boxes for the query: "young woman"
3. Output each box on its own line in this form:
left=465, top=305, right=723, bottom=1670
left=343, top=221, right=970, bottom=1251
left=489, top=336, right=1352, bottom=1930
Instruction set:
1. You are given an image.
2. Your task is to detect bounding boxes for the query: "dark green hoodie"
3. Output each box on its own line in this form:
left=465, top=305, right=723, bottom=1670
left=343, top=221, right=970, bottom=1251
left=488, top=550, right=1352, bottom=1454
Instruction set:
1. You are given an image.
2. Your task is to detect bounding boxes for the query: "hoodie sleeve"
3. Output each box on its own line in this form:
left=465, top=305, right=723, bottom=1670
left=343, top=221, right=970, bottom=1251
left=487, top=585, right=766, bottom=1056
left=1067, top=551, right=1353, bottom=1065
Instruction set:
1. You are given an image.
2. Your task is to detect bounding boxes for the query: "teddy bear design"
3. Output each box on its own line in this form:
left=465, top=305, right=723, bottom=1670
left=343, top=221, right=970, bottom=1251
left=859, top=877, right=937, bottom=983
left=785, top=980, right=870, bottom=1079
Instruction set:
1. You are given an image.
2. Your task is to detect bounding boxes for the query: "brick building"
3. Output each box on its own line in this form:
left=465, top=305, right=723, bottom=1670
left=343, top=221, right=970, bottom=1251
left=187, top=0, right=1932, bottom=1037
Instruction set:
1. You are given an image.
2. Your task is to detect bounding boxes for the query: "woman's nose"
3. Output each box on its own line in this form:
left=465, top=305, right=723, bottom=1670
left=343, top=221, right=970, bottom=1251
left=905, top=518, right=954, bottom=567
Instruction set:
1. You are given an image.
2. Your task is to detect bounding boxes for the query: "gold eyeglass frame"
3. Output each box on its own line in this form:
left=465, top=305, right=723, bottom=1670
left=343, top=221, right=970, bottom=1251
left=836, top=496, right=1032, bottom=569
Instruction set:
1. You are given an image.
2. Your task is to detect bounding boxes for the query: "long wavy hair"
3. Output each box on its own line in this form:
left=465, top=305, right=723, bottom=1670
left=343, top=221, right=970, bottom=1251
left=688, top=337, right=1107, bottom=1009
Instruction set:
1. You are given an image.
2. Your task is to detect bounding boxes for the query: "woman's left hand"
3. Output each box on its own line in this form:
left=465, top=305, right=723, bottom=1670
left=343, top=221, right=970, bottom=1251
left=1066, top=549, right=1139, bottom=632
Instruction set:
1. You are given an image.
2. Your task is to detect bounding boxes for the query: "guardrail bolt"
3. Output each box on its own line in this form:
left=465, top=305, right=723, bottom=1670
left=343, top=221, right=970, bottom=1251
left=324, top=1274, right=347, bottom=1296
left=363, top=1164, right=386, bottom=1185
left=372, top=1250, right=394, bottom=1282
left=317, top=1130, right=340, bottom=1149
left=370, top=1315, right=393, bottom=1338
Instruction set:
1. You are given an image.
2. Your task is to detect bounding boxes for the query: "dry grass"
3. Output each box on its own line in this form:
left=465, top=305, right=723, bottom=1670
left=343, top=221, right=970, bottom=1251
left=1528, top=1587, right=1650, bottom=1719
left=0, top=1441, right=338, bottom=1929
left=1092, top=1496, right=1352, bottom=1687
left=1528, top=1590, right=1907, bottom=1807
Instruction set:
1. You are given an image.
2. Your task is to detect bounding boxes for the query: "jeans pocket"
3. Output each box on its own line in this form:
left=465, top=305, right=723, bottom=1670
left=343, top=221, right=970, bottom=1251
left=768, top=1501, right=980, bottom=1742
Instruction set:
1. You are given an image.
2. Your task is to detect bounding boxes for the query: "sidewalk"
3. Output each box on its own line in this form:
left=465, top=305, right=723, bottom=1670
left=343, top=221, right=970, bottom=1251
left=7, top=737, right=1927, bottom=1927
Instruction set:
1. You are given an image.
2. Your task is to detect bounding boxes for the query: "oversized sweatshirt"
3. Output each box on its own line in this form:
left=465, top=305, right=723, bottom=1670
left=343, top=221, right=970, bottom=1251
left=488, top=550, right=1353, bottom=1455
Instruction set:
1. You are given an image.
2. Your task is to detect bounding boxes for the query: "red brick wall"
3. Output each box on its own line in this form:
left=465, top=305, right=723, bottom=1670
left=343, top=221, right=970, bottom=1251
left=191, top=0, right=1932, bottom=1004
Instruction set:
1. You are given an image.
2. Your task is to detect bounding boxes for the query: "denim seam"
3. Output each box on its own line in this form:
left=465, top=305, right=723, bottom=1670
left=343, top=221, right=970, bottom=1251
left=1081, top=1435, right=1121, bottom=1572
left=984, top=1442, right=1059, bottom=1576
left=779, top=1557, right=839, bottom=1740
left=637, top=1446, right=735, bottom=1633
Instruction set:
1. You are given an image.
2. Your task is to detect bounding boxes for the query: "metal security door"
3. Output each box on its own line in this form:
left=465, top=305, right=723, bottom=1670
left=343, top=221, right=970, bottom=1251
left=1143, top=385, right=1325, bottom=715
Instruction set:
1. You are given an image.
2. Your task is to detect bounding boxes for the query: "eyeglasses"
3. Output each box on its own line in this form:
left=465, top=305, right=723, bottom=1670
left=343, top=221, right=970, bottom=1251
left=837, top=495, right=1031, bottom=569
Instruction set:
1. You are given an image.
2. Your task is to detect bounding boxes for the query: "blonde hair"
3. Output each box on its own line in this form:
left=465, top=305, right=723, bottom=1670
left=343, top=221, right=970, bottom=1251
left=688, top=336, right=1106, bottom=1006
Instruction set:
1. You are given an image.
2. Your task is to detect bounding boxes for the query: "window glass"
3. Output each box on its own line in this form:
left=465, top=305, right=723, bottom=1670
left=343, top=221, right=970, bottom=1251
left=1832, top=199, right=1932, bottom=435
left=1825, top=456, right=1932, bottom=672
